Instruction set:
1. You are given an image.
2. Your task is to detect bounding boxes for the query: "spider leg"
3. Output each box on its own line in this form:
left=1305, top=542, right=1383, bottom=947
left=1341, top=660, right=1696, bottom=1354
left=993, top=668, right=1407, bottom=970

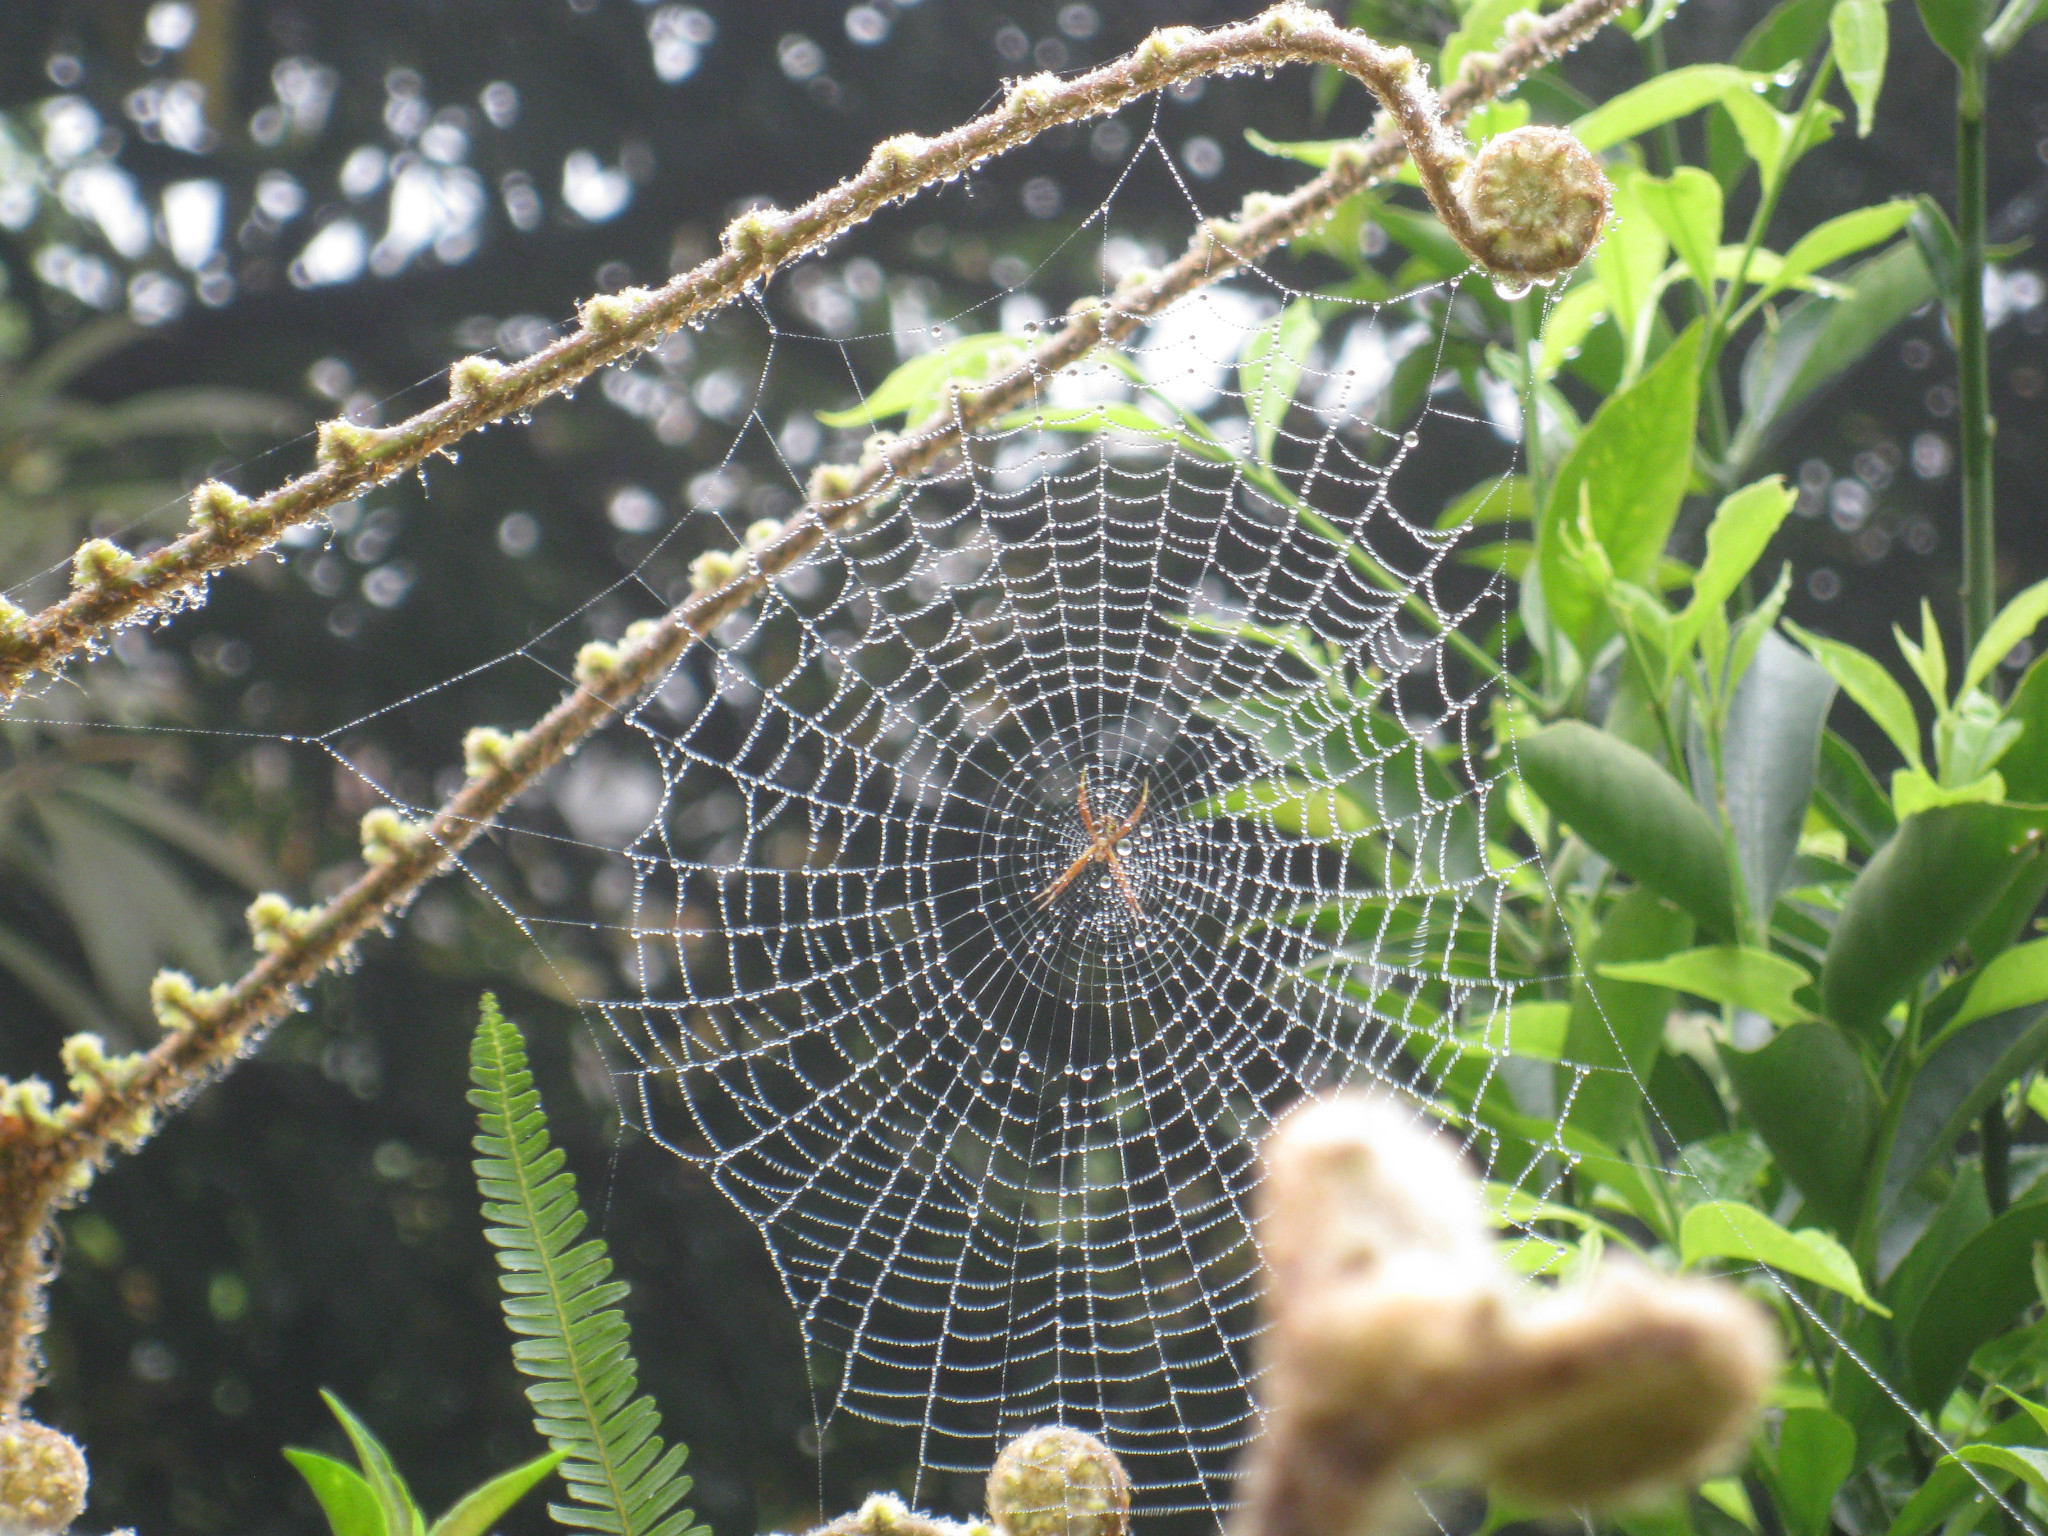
left=1113, top=778, right=1149, bottom=843
left=1105, top=847, right=1145, bottom=922
left=1075, top=767, right=1097, bottom=840
left=1035, top=848, right=1098, bottom=910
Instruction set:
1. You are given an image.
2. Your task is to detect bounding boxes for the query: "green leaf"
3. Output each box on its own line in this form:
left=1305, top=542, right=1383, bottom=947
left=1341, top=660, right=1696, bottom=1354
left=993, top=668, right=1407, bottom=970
left=1906, top=1203, right=2048, bottom=1405
left=1442, top=0, right=1530, bottom=78
left=1732, top=240, right=1934, bottom=471
left=1675, top=478, right=1796, bottom=645
left=1515, top=721, right=1738, bottom=939
left=1769, top=201, right=1917, bottom=302
left=1720, top=90, right=1842, bottom=193
left=470, top=995, right=704, bottom=1536
left=1569, top=65, right=1770, bottom=152
left=429, top=1450, right=566, bottom=1536
left=1593, top=168, right=1674, bottom=375
left=1536, top=324, right=1704, bottom=654
left=1815, top=731, right=1898, bottom=855
left=1600, top=945, right=1817, bottom=1026
left=1878, top=1001, right=2048, bottom=1211
left=319, top=1392, right=425, bottom=1536
left=1635, top=168, right=1724, bottom=298
left=1717, top=630, right=1839, bottom=925
left=1987, top=0, right=2048, bottom=53
left=1956, top=936, right=2048, bottom=1027
left=1998, top=650, right=2048, bottom=801
left=1915, top=0, right=1984, bottom=66
left=1963, top=576, right=2048, bottom=698
left=1953, top=1445, right=2048, bottom=1504
left=1782, top=620, right=1924, bottom=771
left=1887, top=1455, right=1989, bottom=1536
left=1244, top=128, right=1350, bottom=168
left=1708, top=0, right=1839, bottom=186
left=1822, top=804, right=2043, bottom=1039
left=1240, top=299, right=1321, bottom=466
left=1772, top=1407, right=1857, bottom=1536
left=1719, top=1023, right=1879, bottom=1230
left=815, top=332, right=1027, bottom=428
left=1831, top=0, right=1891, bottom=136
left=1561, top=888, right=1695, bottom=1144
left=1437, top=474, right=1534, bottom=530
left=1894, top=599, right=1950, bottom=710
left=1538, top=280, right=1612, bottom=381
left=286, top=1450, right=388, bottom=1536
left=1680, top=1200, right=1889, bottom=1313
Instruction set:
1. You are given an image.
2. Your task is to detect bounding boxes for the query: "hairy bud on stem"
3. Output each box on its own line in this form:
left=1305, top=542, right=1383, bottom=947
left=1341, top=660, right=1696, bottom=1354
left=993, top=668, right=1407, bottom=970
left=0, top=1419, right=87, bottom=1536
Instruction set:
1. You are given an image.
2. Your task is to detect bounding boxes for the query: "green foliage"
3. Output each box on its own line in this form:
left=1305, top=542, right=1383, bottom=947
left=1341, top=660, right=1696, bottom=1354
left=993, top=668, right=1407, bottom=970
left=285, top=1390, right=561, bottom=1536
left=469, top=995, right=705, bottom=1536
left=1087, top=21, right=2048, bottom=1517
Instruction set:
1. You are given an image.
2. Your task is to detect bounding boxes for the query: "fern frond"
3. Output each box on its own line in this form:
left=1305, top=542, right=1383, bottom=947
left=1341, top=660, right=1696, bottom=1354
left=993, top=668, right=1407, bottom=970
left=469, top=994, right=705, bottom=1536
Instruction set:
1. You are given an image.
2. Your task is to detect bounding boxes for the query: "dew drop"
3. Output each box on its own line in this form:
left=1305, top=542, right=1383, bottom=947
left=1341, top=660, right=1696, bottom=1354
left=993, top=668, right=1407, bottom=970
left=1491, top=276, right=1533, bottom=302
left=1079, top=1067, right=1094, bottom=1082
left=1401, top=430, right=1421, bottom=449
left=1000, top=1036, right=1014, bottom=1052
left=980, top=1069, right=995, bottom=1085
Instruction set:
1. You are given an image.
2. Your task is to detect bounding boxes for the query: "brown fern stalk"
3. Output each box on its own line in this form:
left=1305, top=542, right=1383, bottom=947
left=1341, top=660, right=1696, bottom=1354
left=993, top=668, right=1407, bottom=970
left=1, top=0, right=1606, bottom=699
left=0, top=0, right=1627, bottom=1420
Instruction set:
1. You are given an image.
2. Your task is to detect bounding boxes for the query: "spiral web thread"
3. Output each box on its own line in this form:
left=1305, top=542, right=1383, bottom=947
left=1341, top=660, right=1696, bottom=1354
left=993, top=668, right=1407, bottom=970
left=596, top=124, right=1574, bottom=1515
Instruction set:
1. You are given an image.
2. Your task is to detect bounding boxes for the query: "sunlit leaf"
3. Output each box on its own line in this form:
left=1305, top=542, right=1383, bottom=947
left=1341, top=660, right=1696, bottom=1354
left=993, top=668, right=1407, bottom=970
left=1600, top=945, right=1817, bottom=1025
left=1831, top=0, right=1891, bottom=136
left=1569, top=65, right=1770, bottom=152
left=1680, top=1200, right=1889, bottom=1312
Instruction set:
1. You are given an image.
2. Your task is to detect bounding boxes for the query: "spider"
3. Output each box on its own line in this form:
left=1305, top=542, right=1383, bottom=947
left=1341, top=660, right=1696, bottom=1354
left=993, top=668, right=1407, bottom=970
left=1034, top=769, right=1149, bottom=921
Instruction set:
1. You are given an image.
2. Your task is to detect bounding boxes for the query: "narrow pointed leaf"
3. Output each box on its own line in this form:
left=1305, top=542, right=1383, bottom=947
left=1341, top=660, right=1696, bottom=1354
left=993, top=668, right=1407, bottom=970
left=286, top=1449, right=388, bottom=1536
left=1516, top=721, right=1738, bottom=939
left=1822, top=805, right=2042, bottom=1038
left=429, top=1451, right=565, bottom=1536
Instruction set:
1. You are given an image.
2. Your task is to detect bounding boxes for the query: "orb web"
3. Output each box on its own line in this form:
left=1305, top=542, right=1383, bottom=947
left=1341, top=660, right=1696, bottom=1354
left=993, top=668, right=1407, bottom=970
left=595, top=123, right=1548, bottom=1512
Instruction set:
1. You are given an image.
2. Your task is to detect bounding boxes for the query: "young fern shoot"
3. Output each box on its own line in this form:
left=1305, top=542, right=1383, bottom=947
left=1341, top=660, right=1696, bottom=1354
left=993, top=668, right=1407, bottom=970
left=469, top=995, right=705, bottom=1536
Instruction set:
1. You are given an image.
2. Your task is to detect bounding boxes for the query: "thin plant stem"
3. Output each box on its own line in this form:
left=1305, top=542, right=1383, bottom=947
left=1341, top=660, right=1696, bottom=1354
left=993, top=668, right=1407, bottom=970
left=1701, top=46, right=1839, bottom=477
left=1956, top=53, right=1995, bottom=654
left=1514, top=291, right=1545, bottom=501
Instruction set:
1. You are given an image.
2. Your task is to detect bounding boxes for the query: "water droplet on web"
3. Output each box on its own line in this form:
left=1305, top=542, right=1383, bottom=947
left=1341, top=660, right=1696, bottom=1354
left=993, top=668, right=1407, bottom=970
left=1491, top=277, right=1533, bottom=302
left=930, top=325, right=943, bottom=337
left=980, top=1069, right=995, bottom=1085
left=1000, top=1036, right=1014, bottom=1052
left=1401, top=430, right=1421, bottom=449
left=1078, top=1067, right=1094, bottom=1082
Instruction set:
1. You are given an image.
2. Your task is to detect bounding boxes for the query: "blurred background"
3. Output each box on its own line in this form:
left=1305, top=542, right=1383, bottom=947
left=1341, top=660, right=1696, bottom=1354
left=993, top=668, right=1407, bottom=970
left=0, top=1, right=2044, bottom=1533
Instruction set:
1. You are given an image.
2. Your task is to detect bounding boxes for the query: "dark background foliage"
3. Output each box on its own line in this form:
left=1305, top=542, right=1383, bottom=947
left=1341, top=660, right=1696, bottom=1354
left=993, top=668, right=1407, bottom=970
left=1, top=1, right=2044, bottom=1534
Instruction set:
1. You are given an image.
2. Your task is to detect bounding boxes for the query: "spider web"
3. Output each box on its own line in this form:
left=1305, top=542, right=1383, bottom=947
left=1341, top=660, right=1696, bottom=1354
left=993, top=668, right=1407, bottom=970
left=4, top=86, right=1985, bottom=1531
left=595, top=124, right=1558, bottom=1512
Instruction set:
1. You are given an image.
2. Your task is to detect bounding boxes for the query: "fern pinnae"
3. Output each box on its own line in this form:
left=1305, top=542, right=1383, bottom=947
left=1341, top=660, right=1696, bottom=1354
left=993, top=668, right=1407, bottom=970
left=470, top=994, right=704, bottom=1536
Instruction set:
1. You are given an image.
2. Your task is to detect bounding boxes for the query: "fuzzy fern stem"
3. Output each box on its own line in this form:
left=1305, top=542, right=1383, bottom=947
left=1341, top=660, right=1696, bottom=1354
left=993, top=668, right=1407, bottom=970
left=0, top=0, right=1619, bottom=698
